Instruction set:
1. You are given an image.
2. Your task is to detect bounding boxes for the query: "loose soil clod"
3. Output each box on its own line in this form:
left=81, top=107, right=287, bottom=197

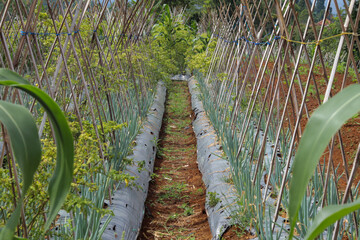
left=139, top=81, right=212, bottom=240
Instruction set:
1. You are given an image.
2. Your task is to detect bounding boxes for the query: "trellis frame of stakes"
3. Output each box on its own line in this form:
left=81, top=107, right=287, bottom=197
left=0, top=0, right=159, bottom=238
left=201, top=0, right=360, bottom=238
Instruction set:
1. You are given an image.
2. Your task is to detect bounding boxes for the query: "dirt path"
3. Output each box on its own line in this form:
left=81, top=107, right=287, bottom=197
left=138, top=81, right=212, bottom=240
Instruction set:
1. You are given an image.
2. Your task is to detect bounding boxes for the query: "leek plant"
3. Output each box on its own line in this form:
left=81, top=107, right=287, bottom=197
left=194, top=71, right=359, bottom=239
left=51, top=82, right=156, bottom=239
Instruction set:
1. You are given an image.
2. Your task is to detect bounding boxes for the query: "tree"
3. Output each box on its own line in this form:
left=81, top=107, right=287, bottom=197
left=295, top=0, right=306, bottom=10
left=161, top=0, right=191, bottom=8
left=314, top=0, right=325, bottom=21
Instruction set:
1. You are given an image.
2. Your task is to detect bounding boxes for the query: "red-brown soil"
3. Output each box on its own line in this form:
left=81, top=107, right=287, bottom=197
left=138, top=81, right=212, bottom=240
left=279, top=64, right=360, bottom=190
left=240, top=59, right=360, bottom=192
left=222, top=225, right=255, bottom=239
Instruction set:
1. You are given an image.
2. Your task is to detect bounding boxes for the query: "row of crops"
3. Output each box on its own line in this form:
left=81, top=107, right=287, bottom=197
left=194, top=0, right=360, bottom=239
left=0, top=1, right=179, bottom=239
left=0, top=0, right=218, bottom=239
left=0, top=0, right=360, bottom=239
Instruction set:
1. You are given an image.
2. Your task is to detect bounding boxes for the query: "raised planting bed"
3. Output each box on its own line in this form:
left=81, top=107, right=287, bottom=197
left=101, top=81, right=166, bottom=240
left=188, top=77, right=238, bottom=239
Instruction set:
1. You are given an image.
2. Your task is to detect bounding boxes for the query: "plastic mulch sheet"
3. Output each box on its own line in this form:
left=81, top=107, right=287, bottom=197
left=101, top=81, right=166, bottom=240
left=188, top=77, right=289, bottom=240
left=188, top=77, right=236, bottom=240
left=171, top=74, right=191, bottom=81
